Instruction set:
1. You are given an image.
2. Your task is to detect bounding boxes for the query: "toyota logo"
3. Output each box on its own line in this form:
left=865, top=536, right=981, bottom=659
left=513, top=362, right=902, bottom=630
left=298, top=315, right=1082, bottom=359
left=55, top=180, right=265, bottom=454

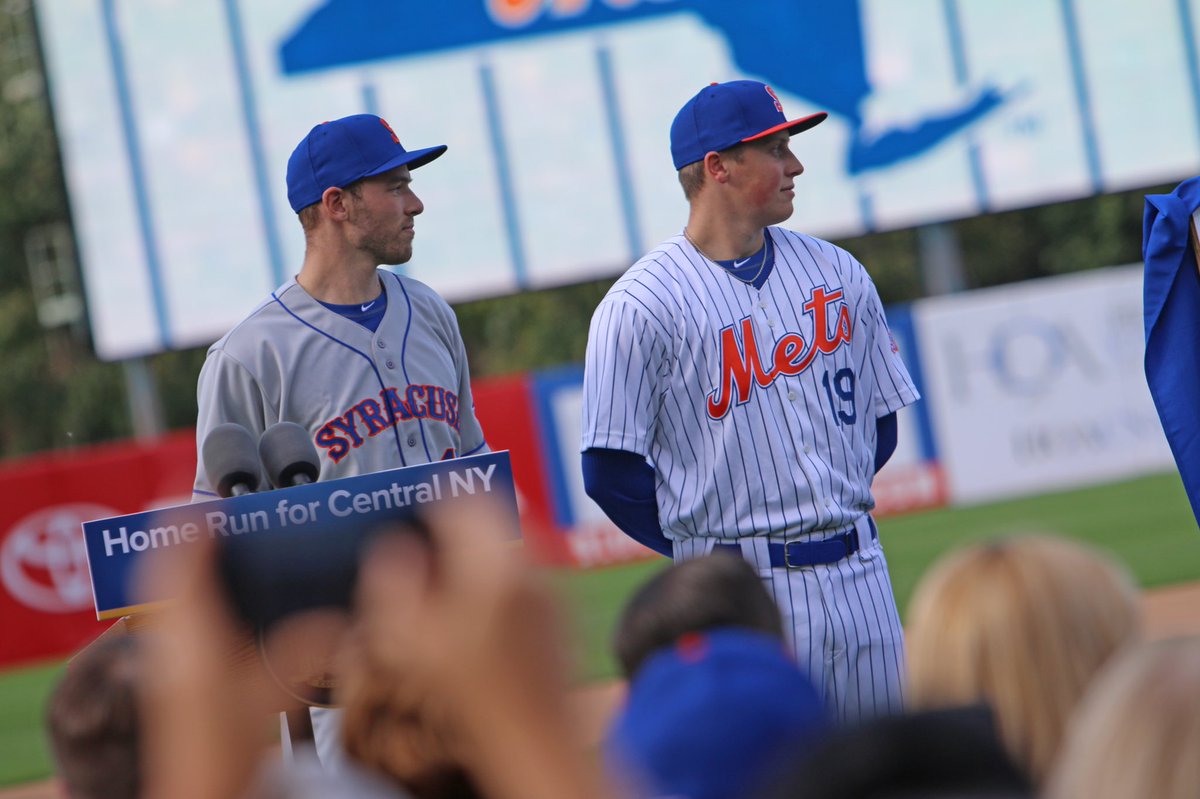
left=1, top=504, right=116, bottom=613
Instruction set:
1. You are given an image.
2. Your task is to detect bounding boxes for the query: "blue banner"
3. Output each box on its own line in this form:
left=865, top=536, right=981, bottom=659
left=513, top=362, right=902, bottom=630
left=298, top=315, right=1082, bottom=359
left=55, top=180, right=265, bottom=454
left=82, top=451, right=518, bottom=619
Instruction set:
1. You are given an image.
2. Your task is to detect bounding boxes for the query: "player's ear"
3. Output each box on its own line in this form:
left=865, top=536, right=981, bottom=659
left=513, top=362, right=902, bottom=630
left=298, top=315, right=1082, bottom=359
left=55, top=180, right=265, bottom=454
left=703, top=151, right=732, bottom=185
left=321, top=186, right=351, bottom=221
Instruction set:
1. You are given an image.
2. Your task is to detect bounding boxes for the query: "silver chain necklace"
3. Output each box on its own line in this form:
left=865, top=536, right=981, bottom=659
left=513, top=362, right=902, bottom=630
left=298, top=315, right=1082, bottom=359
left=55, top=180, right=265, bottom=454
left=684, top=228, right=771, bottom=285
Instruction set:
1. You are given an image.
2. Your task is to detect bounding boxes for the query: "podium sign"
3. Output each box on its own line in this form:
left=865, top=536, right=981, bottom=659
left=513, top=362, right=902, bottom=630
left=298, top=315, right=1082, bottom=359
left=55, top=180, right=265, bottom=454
left=82, top=451, right=518, bottom=620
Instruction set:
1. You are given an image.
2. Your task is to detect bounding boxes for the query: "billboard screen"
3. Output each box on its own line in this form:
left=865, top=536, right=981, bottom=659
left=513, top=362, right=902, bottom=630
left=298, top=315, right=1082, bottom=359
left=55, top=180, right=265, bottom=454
left=36, top=0, right=1200, bottom=359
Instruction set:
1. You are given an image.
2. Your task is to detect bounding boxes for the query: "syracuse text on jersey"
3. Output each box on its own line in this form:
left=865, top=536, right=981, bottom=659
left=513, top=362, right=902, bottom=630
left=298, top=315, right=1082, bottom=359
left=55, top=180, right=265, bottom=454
left=316, top=383, right=461, bottom=462
left=706, top=286, right=852, bottom=419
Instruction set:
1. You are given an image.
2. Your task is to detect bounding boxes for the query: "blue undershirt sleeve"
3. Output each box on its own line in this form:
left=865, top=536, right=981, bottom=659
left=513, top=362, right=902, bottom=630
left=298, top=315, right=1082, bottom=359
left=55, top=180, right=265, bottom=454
left=875, top=412, right=898, bottom=474
left=581, top=447, right=672, bottom=557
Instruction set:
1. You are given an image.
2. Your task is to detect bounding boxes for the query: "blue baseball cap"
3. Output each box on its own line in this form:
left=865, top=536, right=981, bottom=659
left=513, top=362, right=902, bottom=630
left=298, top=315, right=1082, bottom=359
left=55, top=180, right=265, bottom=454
left=286, top=114, right=447, bottom=212
left=669, top=80, right=827, bottom=170
left=606, top=628, right=828, bottom=799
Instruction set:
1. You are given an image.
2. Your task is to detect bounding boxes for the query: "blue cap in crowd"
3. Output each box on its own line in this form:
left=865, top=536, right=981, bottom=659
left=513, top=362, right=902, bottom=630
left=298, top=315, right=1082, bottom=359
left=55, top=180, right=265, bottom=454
left=669, top=80, right=827, bottom=170
left=606, top=627, right=828, bottom=799
left=286, top=114, right=447, bottom=212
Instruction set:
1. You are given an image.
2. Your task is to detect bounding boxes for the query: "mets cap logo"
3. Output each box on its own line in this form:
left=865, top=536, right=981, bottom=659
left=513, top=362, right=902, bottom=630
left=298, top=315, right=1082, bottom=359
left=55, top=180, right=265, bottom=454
left=764, top=85, right=783, bottom=113
left=0, top=503, right=115, bottom=613
left=379, top=117, right=401, bottom=144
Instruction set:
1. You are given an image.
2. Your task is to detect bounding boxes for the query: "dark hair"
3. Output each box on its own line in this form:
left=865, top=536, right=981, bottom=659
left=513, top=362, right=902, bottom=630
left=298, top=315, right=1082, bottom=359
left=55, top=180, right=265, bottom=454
left=756, top=705, right=1034, bottom=799
left=46, top=634, right=142, bottom=799
left=613, top=553, right=783, bottom=679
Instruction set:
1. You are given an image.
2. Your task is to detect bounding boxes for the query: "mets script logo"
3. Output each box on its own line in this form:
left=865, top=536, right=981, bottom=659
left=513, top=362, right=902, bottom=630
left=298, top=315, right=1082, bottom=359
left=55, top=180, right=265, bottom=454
left=316, top=384, right=461, bottom=463
left=707, top=287, right=852, bottom=419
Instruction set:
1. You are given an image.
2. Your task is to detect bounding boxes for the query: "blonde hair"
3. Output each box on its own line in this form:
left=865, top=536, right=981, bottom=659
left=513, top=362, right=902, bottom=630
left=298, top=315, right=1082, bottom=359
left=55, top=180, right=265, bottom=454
left=676, top=145, right=746, bottom=201
left=677, top=162, right=705, bottom=201
left=905, top=535, right=1140, bottom=783
left=1046, top=637, right=1200, bottom=799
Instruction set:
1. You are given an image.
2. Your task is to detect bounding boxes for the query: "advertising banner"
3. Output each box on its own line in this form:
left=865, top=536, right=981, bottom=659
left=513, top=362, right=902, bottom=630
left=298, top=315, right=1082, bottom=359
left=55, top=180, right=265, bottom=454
left=532, top=365, right=656, bottom=567
left=471, top=375, right=568, bottom=563
left=872, top=304, right=948, bottom=515
left=0, top=431, right=196, bottom=667
left=913, top=265, right=1175, bottom=504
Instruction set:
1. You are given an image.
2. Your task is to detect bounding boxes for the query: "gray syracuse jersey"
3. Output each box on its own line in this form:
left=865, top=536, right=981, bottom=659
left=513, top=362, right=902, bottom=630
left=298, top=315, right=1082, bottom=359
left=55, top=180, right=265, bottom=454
left=193, top=268, right=487, bottom=497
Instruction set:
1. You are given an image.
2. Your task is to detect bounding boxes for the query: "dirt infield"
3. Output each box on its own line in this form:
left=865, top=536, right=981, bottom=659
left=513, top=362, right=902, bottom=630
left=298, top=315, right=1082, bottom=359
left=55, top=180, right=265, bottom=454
left=6, top=581, right=1199, bottom=799
left=1136, top=580, right=1200, bottom=640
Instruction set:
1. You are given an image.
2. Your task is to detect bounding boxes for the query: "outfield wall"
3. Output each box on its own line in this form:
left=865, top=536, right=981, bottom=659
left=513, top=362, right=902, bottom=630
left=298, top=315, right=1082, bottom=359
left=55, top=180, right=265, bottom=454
left=0, top=264, right=1172, bottom=668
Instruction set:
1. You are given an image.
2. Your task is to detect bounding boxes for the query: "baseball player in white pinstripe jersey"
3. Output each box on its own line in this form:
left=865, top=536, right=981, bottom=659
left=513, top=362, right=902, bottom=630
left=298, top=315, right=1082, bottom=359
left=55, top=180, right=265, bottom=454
left=581, top=81, right=920, bottom=721
left=192, top=113, right=488, bottom=765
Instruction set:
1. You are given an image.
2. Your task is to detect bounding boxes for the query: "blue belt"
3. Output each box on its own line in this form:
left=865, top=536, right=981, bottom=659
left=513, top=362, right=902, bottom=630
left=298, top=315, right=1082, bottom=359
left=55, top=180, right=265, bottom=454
left=712, top=517, right=875, bottom=568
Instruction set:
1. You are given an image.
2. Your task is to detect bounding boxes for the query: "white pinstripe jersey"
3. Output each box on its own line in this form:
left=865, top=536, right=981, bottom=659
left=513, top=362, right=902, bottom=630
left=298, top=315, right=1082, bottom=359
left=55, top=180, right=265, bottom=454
left=582, top=227, right=919, bottom=542
left=193, top=268, right=487, bottom=498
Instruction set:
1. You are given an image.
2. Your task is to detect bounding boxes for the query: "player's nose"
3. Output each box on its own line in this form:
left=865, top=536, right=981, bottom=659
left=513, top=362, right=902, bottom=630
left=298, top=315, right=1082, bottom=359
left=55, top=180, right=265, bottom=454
left=407, top=191, right=424, bottom=216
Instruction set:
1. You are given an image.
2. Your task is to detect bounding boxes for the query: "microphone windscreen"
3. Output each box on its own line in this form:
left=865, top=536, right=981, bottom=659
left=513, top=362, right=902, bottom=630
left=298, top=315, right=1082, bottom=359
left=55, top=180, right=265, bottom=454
left=259, top=422, right=321, bottom=488
left=203, top=423, right=262, bottom=498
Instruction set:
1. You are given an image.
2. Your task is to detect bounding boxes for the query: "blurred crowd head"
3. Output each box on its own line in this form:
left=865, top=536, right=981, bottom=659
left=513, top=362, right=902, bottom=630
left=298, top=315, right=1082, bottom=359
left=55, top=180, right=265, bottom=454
left=905, top=534, right=1141, bottom=782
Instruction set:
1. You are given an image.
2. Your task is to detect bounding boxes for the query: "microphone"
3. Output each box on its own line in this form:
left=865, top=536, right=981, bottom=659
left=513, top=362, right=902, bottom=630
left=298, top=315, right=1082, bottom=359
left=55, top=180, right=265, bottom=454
left=202, top=423, right=263, bottom=498
left=259, top=422, right=321, bottom=489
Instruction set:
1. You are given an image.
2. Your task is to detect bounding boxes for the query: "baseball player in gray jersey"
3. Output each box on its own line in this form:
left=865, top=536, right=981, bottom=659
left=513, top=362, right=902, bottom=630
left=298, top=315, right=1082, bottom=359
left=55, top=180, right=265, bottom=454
left=192, top=113, right=487, bottom=763
left=581, top=81, right=920, bottom=722
left=193, top=113, right=487, bottom=499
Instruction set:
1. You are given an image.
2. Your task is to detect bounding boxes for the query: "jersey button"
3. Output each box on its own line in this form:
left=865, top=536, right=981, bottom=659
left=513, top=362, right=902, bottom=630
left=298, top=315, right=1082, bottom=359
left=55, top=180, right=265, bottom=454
left=787, top=391, right=796, bottom=401
left=407, top=435, right=416, bottom=447
left=803, top=445, right=812, bottom=454
left=758, top=300, right=767, bottom=309
left=377, top=340, right=387, bottom=348
left=385, top=360, right=396, bottom=369
left=767, top=319, right=776, bottom=328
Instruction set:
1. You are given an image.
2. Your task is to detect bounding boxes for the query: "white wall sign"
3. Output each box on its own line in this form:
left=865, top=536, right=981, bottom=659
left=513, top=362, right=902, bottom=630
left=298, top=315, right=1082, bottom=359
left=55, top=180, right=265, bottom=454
left=913, top=265, right=1175, bottom=504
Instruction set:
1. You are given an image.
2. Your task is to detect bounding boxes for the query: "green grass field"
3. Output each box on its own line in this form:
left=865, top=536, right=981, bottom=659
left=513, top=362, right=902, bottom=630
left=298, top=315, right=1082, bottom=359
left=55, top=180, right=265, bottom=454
left=0, top=661, right=64, bottom=787
left=3, top=470, right=1198, bottom=787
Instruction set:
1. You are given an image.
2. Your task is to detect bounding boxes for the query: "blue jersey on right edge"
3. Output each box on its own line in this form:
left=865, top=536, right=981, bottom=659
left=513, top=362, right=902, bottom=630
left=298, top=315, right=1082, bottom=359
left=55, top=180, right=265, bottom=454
left=1144, top=176, right=1200, bottom=528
